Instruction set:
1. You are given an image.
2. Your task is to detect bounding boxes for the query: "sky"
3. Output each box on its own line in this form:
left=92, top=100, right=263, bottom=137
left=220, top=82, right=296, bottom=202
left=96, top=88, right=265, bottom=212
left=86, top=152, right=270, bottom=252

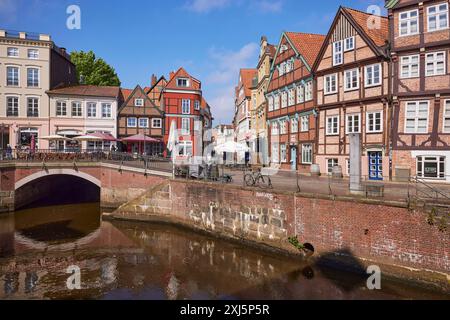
left=0, top=0, right=387, bottom=125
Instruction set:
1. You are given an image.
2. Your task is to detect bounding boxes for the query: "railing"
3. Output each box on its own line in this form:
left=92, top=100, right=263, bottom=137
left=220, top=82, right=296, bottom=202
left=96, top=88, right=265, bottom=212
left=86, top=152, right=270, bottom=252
left=0, top=149, right=173, bottom=173
left=413, top=176, right=450, bottom=203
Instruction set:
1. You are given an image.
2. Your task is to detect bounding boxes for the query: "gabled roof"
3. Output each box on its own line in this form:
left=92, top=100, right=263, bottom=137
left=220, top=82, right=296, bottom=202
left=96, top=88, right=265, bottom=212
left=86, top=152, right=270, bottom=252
left=120, top=88, right=133, bottom=102
left=118, top=85, right=163, bottom=115
left=312, top=6, right=389, bottom=71
left=47, top=85, right=121, bottom=98
left=165, top=67, right=201, bottom=91
left=284, top=32, right=326, bottom=67
left=238, top=69, right=258, bottom=97
left=146, top=76, right=167, bottom=95
left=343, top=7, right=389, bottom=47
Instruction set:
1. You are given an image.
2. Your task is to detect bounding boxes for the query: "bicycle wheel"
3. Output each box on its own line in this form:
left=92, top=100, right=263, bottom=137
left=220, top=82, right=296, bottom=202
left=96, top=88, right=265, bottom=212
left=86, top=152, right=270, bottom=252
left=244, top=174, right=255, bottom=187
left=258, top=175, right=273, bottom=189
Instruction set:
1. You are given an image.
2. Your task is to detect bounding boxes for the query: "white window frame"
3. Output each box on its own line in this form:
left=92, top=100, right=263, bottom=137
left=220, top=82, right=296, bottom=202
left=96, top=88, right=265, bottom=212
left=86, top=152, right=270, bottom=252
left=139, top=118, right=149, bottom=128
left=427, top=3, right=449, bottom=32
left=87, top=102, right=97, bottom=118
left=305, top=81, right=313, bottom=101
left=182, top=99, right=191, bottom=114
left=271, top=122, right=279, bottom=136
left=300, top=115, right=309, bottom=132
left=327, top=159, right=339, bottom=175
left=7, top=47, right=18, bottom=57
left=280, top=144, right=287, bottom=163
left=28, top=49, right=39, bottom=59
left=101, top=103, right=112, bottom=118
left=346, top=113, right=361, bottom=134
left=326, top=115, right=339, bottom=136
left=291, top=118, right=298, bottom=133
left=181, top=118, right=190, bottom=135
left=6, top=66, right=19, bottom=86
left=194, top=100, right=200, bottom=110
left=302, top=144, right=313, bottom=164
left=281, top=91, right=288, bottom=108
left=400, top=55, right=420, bottom=78
left=405, top=101, right=429, bottom=134
left=344, top=36, right=355, bottom=51
left=297, top=85, right=304, bottom=103
left=177, top=78, right=189, bottom=87
left=268, top=96, right=274, bottom=111
left=280, top=121, right=287, bottom=135
left=443, top=100, right=450, bottom=133
left=288, top=88, right=295, bottom=106
left=333, top=41, right=343, bottom=66
left=417, top=156, right=446, bottom=179
left=135, top=99, right=144, bottom=107
left=27, top=68, right=40, bottom=87
left=366, top=111, right=383, bottom=133
left=344, top=68, right=359, bottom=91
left=6, top=96, right=19, bottom=117
left=365, top=63, right=382, bottom=87
left=56, top=101, right=67, bottom=117
left=127, top=117, right=137, bottom=128
left=178, top=141, right=193, bottom=156
left=399, top=9, right=419, bottom=36
left=72, top=101, right=83, bottom=117
left=27, top=97, right=39, bottom=117
left=274, top=94, right=280, bottom=110
left=426, top=51, right=446, bottom=76
left=152, top=118, right=162, bottom=129
left=324, top=74, right=338, bottom=95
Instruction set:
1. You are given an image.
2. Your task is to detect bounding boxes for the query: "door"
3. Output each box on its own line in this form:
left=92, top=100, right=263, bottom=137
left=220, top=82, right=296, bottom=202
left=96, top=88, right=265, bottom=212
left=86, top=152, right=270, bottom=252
left=369, top=152, right=383, bottom=181
left=291, top=147, right=297, bottom=171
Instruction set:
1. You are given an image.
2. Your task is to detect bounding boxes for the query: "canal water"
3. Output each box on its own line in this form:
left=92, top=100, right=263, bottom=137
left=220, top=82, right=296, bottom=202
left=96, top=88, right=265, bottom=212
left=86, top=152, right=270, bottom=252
left=0, top=203, right=448, bottom=300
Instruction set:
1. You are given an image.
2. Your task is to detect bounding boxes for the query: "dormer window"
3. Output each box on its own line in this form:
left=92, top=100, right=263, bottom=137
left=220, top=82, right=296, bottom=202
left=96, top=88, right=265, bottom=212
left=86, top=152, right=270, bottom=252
left=177, top=78, right=189, bottom=87
left=135, top=99, right=144, bottom=106
left=280, top=44, right=288, bottom=53
left=344, top=37, right=355, bottom=51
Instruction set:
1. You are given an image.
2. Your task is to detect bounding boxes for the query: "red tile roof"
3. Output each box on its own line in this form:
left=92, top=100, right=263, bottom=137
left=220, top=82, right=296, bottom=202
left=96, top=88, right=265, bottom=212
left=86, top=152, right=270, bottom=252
left=343, top=7, right=389, bottom=47
left=120, top=88, right=133, bottom=101
left=239, top=69, right=258, bottom=97
left=285, top=32, right=326, bottom=67
left=165, top=67, right=201, bottom=91
left=47, top=85, right=121, bottom=98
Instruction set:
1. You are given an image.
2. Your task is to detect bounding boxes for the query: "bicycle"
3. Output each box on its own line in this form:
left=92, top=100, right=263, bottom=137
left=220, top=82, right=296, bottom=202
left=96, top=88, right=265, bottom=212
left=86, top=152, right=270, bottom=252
left=244, top=168, right=273, bottom=189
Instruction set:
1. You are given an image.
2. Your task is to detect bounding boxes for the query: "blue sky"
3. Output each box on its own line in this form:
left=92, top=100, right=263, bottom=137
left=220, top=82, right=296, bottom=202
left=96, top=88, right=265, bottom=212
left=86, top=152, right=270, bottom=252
left=0, top=0, right=386, bottom=125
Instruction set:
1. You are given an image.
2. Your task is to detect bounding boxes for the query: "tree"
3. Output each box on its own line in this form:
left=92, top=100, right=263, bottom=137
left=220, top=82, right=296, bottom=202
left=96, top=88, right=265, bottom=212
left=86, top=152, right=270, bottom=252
left=70, top=50, right=121, bottom=86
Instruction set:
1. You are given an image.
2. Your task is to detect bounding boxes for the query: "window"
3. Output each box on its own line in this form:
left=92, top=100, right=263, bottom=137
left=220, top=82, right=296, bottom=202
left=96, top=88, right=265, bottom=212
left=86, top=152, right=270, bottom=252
left=301, top=116, right=309, bottom=132
left=346, top=158, right=351, bottom=176
left=178, top=141, right=193, bottom=156
left=333, top=41, right=343, bottom=66
left=139, top=118, right=149, bottom=128
left=326, top=116, right=339, bottom=135
left=288, top=88, right=295, bottom=106
left=7, top=97, right=19, bottom=117
left=367, top=111, right=383, bottom=133
left=344, top=68, right=359, bottom=91
left=56, top=101, right=67, bottom=117
left=427, top=3, right=448, bottom=32
left=268, top=96, right=274, bottom=111
left=177, top=78, right=189, bottom=87
left=28, top=49, right=39, bottom=59
left=274, top=94, right=280, bottom=110
left=27, top=98, right=39, bottom=117
left=280, top=144, right=287, bottom=162
left=182, top=99, right=191, bottom=114
left=327, top=159, right=339, bottom=174
left=27, top=68, right=39, bottom=87
left=102, top=103, right=112, bottom=118
left=291, top=118, right=298, bottom=133
left=280, top=121, right=287, bottom=135
left=417, top=156, right=445, bottom=179
left=344, top=37, right=355, bottom=51
left=324, top=74, right=337, bottom=94
left=152, top=118, right=162, bottom=128
left=281, top=92, right=288, bottom=108
left=365, top=64, right=381, bottom=87
left=279, top=62, right=287, bottom=76
left=426, top=52, right=446, bottom=76
left=72, top=102, right=82, bottom=117
left=194, top=100, right=200, bottom=110
left=7, top=47, right=18, bottom=57
left=401, top=55, right=420, bottom=78
left=399, top=9, right=419, bottom=36
left=6, top=66, right=19, bottom=86
left=444, top=100, right=450, bottom=133
left=346, top=114, right=361, bottom=134
left=271, top=122, right=279, bottom=136
left=87, top=102, right=97, bottom=118
left=127, top=117, right=137, bottom=128
left=271, top=143, right=279, bottom=163
left=181, top=118, right=190, bottom=135
left=135, top=99, right=144, bottom=107
left=305, top=82, right=312, bottom=101
left=405, top=101, right=429, bottom=133
left=297, top=85, right=304, bottom=103
left=302, top=144, right=313, bottom=164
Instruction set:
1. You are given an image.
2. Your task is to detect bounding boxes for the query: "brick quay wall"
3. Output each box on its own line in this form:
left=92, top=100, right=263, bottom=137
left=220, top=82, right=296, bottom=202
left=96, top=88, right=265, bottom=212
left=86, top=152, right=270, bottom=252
left=109, top=179, right=450, bottom=290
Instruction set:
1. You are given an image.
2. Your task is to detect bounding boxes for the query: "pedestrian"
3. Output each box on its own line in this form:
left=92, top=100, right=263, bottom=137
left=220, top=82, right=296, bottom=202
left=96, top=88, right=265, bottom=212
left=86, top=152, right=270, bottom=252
left=6, top=144, right=12, bottom=160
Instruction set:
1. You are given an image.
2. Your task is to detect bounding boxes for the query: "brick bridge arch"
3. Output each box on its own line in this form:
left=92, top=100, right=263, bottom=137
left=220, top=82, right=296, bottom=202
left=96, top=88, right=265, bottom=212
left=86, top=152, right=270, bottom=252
left=15, top=168, right=101, bottom=190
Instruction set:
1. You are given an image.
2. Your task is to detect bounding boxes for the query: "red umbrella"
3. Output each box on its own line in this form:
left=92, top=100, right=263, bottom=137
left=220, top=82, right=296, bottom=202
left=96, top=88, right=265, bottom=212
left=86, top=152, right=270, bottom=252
left=121, top=134, right=161, bottom=143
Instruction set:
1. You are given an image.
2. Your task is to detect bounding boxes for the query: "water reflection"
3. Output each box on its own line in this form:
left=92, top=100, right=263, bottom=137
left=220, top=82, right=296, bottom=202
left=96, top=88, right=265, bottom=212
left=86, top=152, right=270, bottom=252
left=0, top=204, right=448, bottom=300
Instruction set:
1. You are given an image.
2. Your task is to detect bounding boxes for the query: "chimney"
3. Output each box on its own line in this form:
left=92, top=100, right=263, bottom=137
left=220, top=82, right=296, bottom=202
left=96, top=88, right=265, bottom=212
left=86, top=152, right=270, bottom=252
left=19, top=32, right=26, bottom=39
left=60, top=47, right=67, bottom=55
left=151, top=74, right=157, bottom=86
left=0, top=30, right=6, bottom=37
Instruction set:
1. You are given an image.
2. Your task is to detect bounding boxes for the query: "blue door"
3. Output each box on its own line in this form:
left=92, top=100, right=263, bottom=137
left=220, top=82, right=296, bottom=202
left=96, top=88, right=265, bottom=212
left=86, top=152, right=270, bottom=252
left=291, top=147, right=297, bottom=171
left=369, top=152, right=383, bottom=181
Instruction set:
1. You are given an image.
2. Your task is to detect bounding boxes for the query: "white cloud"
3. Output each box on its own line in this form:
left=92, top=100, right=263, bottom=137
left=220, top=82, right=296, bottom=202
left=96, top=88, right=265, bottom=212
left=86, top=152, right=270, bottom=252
left=184, top=0, right=283, bottom=14
left=203, top=42, right=258, bottom=125
left=184, top=0, right=232, bottom=13
left=253, top=0, right=283, bottom=13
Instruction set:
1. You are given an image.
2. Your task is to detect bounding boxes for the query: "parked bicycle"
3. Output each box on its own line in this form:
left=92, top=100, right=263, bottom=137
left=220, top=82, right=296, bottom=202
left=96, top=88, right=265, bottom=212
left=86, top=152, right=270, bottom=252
left=244, top=168, right=273, bottom=189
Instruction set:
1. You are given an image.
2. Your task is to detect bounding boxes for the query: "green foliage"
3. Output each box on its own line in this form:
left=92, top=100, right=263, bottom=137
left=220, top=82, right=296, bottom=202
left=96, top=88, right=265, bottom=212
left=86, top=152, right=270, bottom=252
left=288, top=236, right=305, bottom=251
left=427, top=207, right=436, bottom=226
left=438, top=214, right=448, bottom=233
left=70, top=50, right=121, bottom=86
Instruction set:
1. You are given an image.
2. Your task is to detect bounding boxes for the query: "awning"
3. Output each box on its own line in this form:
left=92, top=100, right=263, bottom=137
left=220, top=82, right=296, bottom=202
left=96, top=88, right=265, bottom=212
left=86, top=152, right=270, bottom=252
left=40, top=135, right=71, bottom=141
left=121, top=134, right=161, bottom=143
left=91, top=132, right=117, bottom=141
left=73, top=135, right=103, bottom=142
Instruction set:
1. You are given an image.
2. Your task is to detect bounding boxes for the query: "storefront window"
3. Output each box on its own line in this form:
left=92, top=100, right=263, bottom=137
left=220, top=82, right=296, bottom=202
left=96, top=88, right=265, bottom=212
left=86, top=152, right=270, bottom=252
left=417, top=156, right=445, bottom=179
left=18, top=128, right=38, bottom=150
